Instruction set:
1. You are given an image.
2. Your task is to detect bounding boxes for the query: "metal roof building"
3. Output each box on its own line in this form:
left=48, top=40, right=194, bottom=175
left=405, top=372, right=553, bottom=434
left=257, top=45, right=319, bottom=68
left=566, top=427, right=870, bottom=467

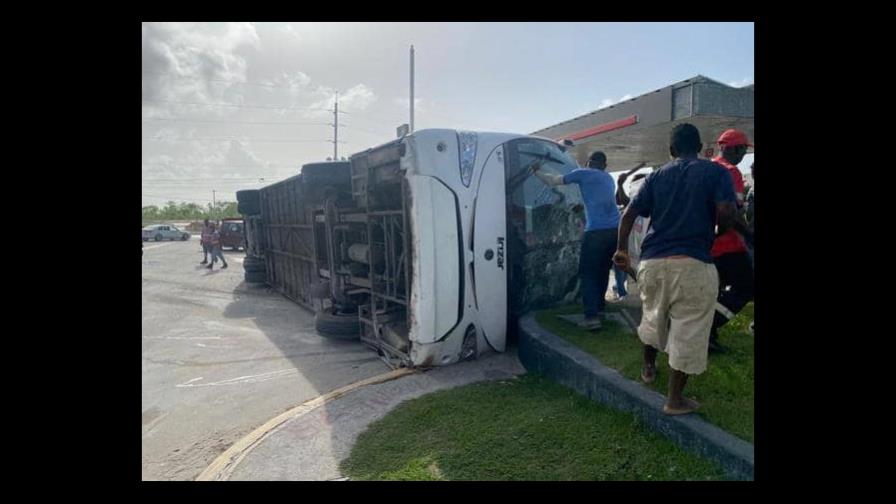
left=532, top=75, right=754, bottom=171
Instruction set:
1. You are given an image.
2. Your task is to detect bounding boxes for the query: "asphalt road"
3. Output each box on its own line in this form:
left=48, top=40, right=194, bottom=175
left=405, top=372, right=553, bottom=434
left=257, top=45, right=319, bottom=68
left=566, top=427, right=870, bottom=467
left=141, top=237, right=390, bottom=480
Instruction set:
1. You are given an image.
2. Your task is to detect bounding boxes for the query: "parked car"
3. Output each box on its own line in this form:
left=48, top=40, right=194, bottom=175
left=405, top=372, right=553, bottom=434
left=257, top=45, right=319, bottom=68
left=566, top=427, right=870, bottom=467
left=219, top=219, right=245, bottom=251
left=142, top=224, right=190, bottom=242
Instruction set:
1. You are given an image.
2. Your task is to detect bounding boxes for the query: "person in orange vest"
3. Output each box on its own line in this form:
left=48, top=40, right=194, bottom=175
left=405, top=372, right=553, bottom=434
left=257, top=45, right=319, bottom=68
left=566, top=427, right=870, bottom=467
left=708, top=129, right=754, bottom=353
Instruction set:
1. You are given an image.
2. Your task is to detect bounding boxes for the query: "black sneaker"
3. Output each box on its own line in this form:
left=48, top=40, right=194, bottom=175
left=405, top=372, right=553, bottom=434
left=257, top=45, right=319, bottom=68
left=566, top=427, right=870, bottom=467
left=206, top=264, right=213, bottom=270
left=222, top=263, right=228, bottom=269
left=200, top=260, right=208, bottom=264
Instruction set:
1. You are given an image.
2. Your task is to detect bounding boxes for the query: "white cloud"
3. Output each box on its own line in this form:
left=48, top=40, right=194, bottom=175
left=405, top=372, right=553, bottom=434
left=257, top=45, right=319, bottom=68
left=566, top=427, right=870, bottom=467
left=598, top=93, right=635, bottom=110
left=142, top=22, right=261, bottom=115
left=260, top=70, right=318, bottom=116
left=728, top=77, right=754, bottom=88
left=304, top=83, right=378, bottom=119
left=142, top=139, right=272, bottom=184
left=224, top=140, right=267, bottom=169
left=392, top=97, right=426, bottom=114
left=281, top=23, right=301, bottom=40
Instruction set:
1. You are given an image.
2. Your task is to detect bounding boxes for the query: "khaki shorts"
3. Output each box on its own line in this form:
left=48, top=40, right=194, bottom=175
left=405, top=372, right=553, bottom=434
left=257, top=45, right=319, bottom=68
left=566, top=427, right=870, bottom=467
left=637, top=257, right=719, bottom=375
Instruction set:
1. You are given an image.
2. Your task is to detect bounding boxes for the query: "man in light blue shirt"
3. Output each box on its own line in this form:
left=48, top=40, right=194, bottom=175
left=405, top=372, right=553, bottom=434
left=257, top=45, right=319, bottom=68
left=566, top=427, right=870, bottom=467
left=534, top=151, right=620, bottom=329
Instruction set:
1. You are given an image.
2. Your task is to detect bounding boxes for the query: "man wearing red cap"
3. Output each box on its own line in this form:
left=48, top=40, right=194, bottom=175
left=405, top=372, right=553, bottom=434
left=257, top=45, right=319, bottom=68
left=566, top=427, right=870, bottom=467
left=709, top=129, right=754, bottom=352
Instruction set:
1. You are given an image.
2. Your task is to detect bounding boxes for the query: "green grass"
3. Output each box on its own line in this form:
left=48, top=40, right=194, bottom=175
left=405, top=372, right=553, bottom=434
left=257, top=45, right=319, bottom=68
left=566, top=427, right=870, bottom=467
left=340, top=373, right=727, bottom=481
left=535, top=302, right=754, bottom=443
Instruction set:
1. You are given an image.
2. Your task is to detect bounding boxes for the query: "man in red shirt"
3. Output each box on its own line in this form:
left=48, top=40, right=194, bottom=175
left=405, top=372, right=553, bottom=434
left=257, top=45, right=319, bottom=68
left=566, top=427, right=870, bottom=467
left=709, top=129, right=754, bottom=353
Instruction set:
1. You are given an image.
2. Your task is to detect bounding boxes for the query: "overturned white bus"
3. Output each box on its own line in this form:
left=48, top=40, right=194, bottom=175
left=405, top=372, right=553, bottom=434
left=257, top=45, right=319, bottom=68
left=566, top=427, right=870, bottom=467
left=240, top=129, right=585, bottom=367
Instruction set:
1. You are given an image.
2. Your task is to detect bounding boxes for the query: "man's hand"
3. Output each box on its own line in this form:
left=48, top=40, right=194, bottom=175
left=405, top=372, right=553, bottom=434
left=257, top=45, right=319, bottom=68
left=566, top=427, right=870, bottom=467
left=613, top=250, right=630, bottom=270
left=621, top=162, right=647, bottom=180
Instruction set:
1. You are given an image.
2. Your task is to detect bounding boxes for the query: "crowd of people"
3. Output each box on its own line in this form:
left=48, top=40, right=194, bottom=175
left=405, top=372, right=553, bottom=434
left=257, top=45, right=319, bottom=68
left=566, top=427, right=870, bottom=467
left=535, top=124, right=755, bottom=416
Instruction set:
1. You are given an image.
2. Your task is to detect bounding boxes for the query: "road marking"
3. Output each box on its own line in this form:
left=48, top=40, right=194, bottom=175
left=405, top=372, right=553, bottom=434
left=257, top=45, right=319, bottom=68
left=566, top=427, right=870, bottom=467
left=176, top=369, right=297, bottom=388
left=143, top=242, right=177, bottom=251
left=143, top=336, right=223, bottom=341
left=195, top=367, right=416, bottom=481
left=195, top=342, right=235, bottom=349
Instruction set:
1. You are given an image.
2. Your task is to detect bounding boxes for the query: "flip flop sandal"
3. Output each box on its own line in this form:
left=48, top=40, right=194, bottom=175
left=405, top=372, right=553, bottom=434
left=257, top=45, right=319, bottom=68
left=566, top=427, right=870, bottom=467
left=663, top=399, right=701, bottom=416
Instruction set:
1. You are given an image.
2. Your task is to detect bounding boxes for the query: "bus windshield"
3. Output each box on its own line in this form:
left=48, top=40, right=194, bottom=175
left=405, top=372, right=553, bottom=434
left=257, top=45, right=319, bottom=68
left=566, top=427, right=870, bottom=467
left=504, top=138, right=585, bottom=317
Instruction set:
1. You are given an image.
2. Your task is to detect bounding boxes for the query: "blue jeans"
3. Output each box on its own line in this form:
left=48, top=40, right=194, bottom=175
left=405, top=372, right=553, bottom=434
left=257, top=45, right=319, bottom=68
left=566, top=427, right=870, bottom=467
left=613, top=264, right=628, bottom=297
left=210, top=246, right=226, bottom=265
left=580, top=228, right=618, bottom=318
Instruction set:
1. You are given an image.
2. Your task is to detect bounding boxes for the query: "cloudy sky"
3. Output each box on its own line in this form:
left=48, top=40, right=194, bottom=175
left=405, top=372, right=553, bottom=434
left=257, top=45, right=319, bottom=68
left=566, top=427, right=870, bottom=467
left=142, top=22, right=754, bottom=206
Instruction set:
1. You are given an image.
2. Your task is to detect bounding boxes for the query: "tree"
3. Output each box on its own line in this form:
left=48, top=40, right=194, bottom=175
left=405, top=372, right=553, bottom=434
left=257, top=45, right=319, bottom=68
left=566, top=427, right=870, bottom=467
left=142, top=205, right=160, bottom=223
left=143, top=200, right=240, bottom=225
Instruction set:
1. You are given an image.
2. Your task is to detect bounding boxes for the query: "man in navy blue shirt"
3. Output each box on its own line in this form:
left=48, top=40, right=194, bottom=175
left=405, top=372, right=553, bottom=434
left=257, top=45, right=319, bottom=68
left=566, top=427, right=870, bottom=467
left=534, top=151, right=619, bottom=330
left=613, top=124, right=737, bottom=415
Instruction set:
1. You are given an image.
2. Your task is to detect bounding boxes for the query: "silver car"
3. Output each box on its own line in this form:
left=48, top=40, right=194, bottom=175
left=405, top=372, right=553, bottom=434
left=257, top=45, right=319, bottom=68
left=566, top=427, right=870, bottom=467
left=142, top=224, right=190, bottom=242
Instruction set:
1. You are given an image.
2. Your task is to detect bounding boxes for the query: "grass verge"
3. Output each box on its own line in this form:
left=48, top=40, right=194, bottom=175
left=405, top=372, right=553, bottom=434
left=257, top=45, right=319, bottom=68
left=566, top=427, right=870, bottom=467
left=535, top=302, right=754, bottom=442
left=340, top=373, right=727, bottom=481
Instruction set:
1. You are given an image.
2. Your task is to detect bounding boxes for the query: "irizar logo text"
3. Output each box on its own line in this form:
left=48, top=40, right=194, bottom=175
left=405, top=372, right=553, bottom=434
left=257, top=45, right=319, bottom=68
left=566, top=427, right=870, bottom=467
left=496, top=236, right=504, bottom=270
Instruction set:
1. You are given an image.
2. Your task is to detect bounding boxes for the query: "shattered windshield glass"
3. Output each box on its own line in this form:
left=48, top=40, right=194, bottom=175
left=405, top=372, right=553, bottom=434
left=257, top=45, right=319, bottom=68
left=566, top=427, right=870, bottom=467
left=504, top=139, right=585, bottom=317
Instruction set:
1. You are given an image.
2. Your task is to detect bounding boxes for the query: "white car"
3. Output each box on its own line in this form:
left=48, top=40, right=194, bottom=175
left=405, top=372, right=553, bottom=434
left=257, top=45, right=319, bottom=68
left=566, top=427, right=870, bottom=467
left=142, top=224, right=190, bottom=242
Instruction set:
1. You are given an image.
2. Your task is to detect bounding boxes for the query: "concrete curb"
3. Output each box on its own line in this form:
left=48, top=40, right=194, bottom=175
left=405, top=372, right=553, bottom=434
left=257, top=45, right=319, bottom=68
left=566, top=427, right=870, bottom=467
left=225, top=351, right=527, bottom=480
left=196, top=368, right=417, bottom=481
left=517, top=313, right=754, bottom=481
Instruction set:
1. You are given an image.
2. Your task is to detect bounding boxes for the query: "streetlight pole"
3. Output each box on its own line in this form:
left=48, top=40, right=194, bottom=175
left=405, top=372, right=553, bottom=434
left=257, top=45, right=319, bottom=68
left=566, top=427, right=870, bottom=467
left=410, top=45, right=414, bottom=132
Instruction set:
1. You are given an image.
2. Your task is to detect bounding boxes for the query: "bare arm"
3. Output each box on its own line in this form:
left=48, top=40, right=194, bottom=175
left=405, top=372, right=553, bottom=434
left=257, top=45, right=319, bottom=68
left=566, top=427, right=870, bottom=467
left=616, top=179, right=630, bottom=207
left=616, top=205, right=639, bottom=254
left=615, top=163, right=645, bottom=206
left=612, top=206, right=640, bottom=279
left=532, top=162, right=565, bottom=186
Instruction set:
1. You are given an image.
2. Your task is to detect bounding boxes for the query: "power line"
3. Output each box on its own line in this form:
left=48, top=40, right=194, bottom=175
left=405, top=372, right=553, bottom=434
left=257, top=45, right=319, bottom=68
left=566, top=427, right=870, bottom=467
left=341, top=124, right=389, bottom=136
left=143, top=98, right=332, bottom=112
left=337, top=113, right=395, bottom=128
left=144, top=71, right=323, bottom=92
left=143, top=137, right=328, bottom=143
left=142, top=117, right=331, bottom=126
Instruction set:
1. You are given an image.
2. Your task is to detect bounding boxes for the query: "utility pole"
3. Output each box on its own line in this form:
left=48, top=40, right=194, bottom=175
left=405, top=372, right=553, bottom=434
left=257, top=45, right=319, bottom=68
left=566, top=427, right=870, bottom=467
left=328, top=92, right=347, bottom=159
left=211, top=189, right=216, bottom=220
left=410, top=45, right=415, bottom=132
left=333, top=92, right=339, bottom=160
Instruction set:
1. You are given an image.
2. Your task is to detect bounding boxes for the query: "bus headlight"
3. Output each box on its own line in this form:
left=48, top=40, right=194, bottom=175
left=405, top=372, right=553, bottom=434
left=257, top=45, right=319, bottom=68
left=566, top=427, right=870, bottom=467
left=457, top=131, right=478, bottom=187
